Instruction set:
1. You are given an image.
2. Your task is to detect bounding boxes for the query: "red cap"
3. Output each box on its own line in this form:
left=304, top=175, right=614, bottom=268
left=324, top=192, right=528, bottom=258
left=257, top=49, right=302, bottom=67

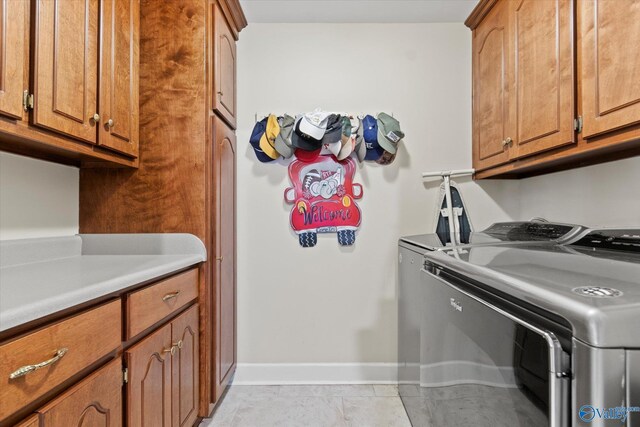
left=295, top=148, right=321, bottom=163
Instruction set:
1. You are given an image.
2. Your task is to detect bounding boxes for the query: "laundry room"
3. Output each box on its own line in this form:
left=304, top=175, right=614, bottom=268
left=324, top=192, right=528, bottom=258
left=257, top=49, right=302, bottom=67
left=0, top=1, right=639, bottom=426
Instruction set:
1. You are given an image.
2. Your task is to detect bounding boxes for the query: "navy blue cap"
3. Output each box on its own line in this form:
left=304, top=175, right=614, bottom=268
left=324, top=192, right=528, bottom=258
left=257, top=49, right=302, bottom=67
left=363, top=115, right=384, bottom=161
left=250, top=118, right=276, bottom=163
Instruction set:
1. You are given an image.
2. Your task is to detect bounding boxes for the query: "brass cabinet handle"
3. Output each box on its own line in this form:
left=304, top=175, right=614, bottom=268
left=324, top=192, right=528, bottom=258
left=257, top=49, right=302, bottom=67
left=163, top=346, right=176, bottom=356
left=106, top=119, right=114, bottom=128
left=92, top=113, right=100, bottom=123
left=174, top=340, right=183, bottom=350
left=162, top=291, right=180, bottom=302
left=9, top=348, right=68, bottom=379
left=502, top=137, right=513, bottom=147
left=216, top=256, right=223, bottom=262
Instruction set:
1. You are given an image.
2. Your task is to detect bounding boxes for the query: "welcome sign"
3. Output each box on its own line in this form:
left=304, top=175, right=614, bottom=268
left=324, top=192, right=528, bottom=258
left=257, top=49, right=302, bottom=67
left=284, top=156, right=363, bottom=247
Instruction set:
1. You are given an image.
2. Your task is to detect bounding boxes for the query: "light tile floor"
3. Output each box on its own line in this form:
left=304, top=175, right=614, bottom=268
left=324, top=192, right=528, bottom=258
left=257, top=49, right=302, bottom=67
left=199, top=385, right=412, bottom=427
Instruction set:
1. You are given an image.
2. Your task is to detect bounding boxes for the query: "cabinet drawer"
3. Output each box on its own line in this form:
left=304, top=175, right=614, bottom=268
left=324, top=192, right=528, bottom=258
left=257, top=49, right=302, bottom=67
left=0, top=300, right=121, bottom=421
left=126, top=268, right=198, bottom=339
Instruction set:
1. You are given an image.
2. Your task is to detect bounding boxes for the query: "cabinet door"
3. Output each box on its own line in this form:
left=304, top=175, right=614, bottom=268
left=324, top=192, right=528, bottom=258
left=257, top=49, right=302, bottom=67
left=15, top=415, right=39, bottom=427
left=39, top=359, right=122, bottom=427
left=126, top=323, right=172, bottom=427
left=171, top=305, right=199, bottom=427
left=472, top=0, right=510, bottom=171
left=212, top=3, right=237, bottom=129
left=0, top=0, right=29, bottom=120
left=213, top=117, right=236, bottom=402
left=99, top=0, right=139, bottom=157
left=580, top=0, right=640, bottom=138
left=509, top=0, right=575, bottom=158
left=33, top=0, right=99, bottom=143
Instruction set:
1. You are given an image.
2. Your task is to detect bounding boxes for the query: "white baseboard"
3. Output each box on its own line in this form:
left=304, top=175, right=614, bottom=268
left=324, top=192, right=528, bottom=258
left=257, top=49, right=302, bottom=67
left=233, top=363, right=399, bottom=385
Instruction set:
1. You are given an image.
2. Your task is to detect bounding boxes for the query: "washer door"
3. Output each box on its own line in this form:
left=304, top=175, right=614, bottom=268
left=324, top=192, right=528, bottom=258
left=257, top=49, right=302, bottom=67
left=401, top=267, right=569, bottom=427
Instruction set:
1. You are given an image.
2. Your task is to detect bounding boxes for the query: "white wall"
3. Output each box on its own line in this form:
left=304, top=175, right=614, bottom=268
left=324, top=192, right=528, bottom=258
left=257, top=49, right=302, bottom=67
left=517, top=156, right=640, bottom=227
left=235, top=23, right=519, bottom=381
left=0, top=152, right=79, bottom=240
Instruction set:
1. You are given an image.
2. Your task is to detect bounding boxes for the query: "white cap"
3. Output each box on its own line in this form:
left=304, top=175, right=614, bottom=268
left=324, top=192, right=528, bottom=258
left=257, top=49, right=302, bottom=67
left=298, top=109, right=330, bottom=140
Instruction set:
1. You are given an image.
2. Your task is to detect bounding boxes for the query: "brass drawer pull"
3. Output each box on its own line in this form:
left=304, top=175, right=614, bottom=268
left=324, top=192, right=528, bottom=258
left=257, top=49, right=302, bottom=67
left=162, top=291, right=180, bottom=302
left=9, top=348, right=68, bottom=379
left=163, top=346, right=176, bottom=356
left=175, top=340, right=183, bottom=350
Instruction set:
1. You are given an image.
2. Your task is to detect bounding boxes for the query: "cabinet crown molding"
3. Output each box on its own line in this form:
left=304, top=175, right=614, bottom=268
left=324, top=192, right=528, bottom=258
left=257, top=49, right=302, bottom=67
left=465, top=0, right=499, bottom=30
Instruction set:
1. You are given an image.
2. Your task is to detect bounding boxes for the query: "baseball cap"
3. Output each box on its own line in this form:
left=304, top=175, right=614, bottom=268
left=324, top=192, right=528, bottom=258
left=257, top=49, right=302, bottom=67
left=292, top=116, right=324, bottom=151
left=376, top=150, right=396, bottom=165
left=249, top=118, right=276, bottom=163
left=354, top=117, right=366, bottom=162
left=298, top=109, right=330, bottom=140
left=275, top=114, right=295, bottom=158
left=259, top=114, right=280, bottom=160
left=295, top=147, right=321, bottom=163
left=376, top=113, right=404, bottom=155
left=363, top=115, right=384, bottom=161
left=337, top=116, right=357, bottom=161
left=322, top=114, right=343, bottom=157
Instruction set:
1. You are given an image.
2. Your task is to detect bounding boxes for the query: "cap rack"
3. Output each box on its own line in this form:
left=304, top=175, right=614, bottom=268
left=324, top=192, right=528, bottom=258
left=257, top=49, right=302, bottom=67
left=254, top=111, right=394, bottom=122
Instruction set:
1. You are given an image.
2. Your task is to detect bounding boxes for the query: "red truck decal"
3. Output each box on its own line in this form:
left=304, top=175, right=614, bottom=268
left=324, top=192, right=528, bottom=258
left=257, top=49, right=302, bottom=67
left=284, top=156, right=363, bottom=247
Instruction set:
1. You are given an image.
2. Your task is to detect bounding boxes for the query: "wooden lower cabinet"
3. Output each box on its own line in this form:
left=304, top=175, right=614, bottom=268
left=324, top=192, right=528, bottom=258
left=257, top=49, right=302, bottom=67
left=171, top=306, right=199, bottom=427
left=37, top=359, right=123, bottom=427
left=126, top=322, right=172, bottom=427
left=126, top=305, right=199, bottom=427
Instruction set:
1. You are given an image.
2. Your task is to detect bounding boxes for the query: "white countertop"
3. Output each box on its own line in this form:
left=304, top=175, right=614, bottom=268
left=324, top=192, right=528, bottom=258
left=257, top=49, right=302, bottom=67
left=0, top=234, right=207, bottom=332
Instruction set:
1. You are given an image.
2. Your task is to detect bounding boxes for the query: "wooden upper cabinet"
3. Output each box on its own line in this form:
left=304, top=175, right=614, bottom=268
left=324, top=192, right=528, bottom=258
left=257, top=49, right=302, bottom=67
left=580, top=0, right=640, bottom=139
left=213, top=117, right=236, bottom=402
left=126, top=323, right=172, bottom=427
left=212, top=3, right=237, bottom=129
left=0, top=0, right=29, bottom=120
left=508, top=0, right=575, bottom=158
left=38, top=359, right=123, bottom=427
left=99, top=0, right=140, bottom=157
left=171, top=305, right=199, bottom=427
left=472, top=0, right=510, bottom=171
left=33, top=0, right=99, bottom=143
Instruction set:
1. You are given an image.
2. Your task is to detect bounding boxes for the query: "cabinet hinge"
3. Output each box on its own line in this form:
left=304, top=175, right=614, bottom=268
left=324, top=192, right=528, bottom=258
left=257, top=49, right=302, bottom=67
left=123, top=368, right=128, bottom=384
left=574, top=116, right=583, bottom=133
left=22, top=90, right=34, bottom=111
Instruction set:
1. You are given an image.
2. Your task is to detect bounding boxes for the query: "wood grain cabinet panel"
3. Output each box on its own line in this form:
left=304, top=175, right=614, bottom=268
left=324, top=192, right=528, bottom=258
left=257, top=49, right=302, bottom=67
left=509, top=0, right=574, bottom=158
left=580, top=0, right=640, bottom=138
left=0, top=301, right=121, bottom=422
left=212, top=2, right=237, bottom=129
left=213, top=116, right=236, bottom=401
left=0, top=0, right=29, bottom=120
left=32, top=0, right=99, bottom=143
left=126, top=323, right=172, bottom=427
left=472, top=0, right=511, bottom=170
left=171, top=305, right=199, bottom=427
left=99, top=0, right=140, bottom=157
left=38, top=359, right=123, bottom=427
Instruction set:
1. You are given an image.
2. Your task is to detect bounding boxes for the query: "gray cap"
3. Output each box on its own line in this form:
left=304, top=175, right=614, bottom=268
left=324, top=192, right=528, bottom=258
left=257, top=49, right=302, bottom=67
left=274, top=114, right=295, bottom=158
left=376, top=113, right=405, bottom=154
left=354, top=117, right=366, bottom=162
